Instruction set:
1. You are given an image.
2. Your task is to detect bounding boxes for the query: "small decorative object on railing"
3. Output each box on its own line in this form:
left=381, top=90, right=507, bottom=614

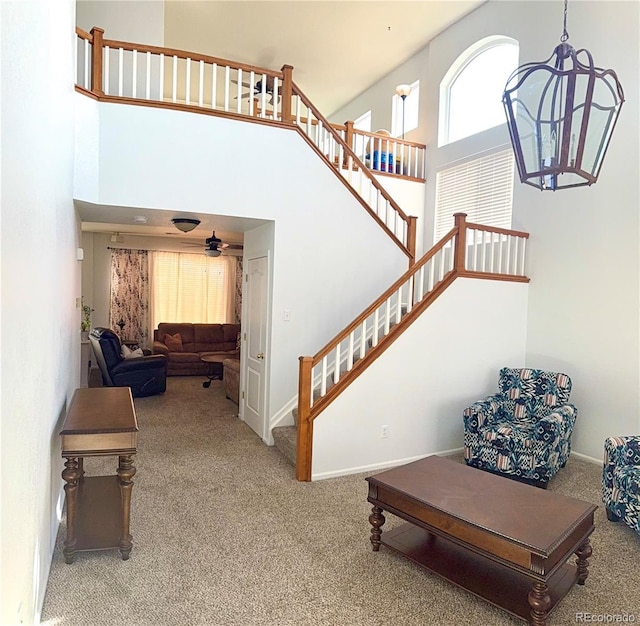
left=502, top=0, right=624, bottom=190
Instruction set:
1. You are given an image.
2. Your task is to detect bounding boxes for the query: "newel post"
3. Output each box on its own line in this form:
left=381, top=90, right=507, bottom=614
left=453, top=212, right=467, bottom=274
left=296, top=356, right=313, bottom=481
left=407, top=216, right=417, bottom=266
left=280, top=64, right=294, bottom=123
left=89, top=27, right=105, bottom=95
left=344, top=120, right=355, bottom=166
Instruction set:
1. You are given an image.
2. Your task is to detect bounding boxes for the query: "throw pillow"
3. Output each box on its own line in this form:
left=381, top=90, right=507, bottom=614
left=122, top=344, right=144, bottom=359
left=164, top=333, right=183, bottom=352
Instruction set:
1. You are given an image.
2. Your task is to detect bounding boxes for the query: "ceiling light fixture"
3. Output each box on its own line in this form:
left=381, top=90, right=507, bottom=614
left=395, top=84, right=412, bottom=140
left=171, top=218, right=201, bottom=233
left=133, top=216, right=148, bottom=224
left=502, top=0, right=624, bottom=191
left=204, top=248, right=221, bottom=258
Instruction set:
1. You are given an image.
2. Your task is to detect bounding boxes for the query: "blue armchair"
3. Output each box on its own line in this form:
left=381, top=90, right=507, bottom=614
left=463, top=367, right=577, bottom=488
left=602, top=436, right=640, bottom=534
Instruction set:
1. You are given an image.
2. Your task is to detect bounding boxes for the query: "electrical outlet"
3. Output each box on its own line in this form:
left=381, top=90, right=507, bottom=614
left=381, top=425, right=389, bottom=439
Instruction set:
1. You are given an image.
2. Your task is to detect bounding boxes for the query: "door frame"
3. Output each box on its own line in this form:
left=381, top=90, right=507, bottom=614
left=239, top=251, right=272, bottom=443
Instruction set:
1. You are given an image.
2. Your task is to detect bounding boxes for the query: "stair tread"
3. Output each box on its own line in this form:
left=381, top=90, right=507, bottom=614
left=272, top=425, right=296, bottom=467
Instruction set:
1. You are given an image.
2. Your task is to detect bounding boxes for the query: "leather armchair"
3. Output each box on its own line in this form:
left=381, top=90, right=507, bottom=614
left=463, top=367, right=577, bottom=488
left=89, top=328, right=167, bottom=398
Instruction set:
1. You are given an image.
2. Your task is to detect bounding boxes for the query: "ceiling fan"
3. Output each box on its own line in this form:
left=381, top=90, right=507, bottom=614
left=182, top=231, right=243, bottom=257
left=232, top=76, right=281, bottom=105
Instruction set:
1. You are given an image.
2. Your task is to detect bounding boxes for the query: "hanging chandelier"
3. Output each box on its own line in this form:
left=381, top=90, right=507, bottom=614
left=502, top=0, right=624, bottom=191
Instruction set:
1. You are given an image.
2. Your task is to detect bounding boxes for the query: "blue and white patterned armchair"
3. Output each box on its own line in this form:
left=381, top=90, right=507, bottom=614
left=463, top=368, right=577, bottom=488
left=602, top=436, right=640, bottom=534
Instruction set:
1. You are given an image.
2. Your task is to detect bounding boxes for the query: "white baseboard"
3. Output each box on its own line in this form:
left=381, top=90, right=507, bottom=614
left=269, top=396, right=297, bottom=430
left=570, top=451, right=602, bottom=466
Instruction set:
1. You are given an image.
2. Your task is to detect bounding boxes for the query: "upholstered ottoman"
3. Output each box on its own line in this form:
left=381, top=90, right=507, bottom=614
left=223, top=359, right=240, bottom=405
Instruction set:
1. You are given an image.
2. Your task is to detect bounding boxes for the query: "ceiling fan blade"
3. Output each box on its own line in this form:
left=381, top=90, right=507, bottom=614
left=230, top=79, right=252, bottom=88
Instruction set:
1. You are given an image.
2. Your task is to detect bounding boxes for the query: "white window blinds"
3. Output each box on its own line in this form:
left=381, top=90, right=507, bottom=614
left=434, top=148, right=515, bottom=243
left=150, top=251, right=235, bottom=330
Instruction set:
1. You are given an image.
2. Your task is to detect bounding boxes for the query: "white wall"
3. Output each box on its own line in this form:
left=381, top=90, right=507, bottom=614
left=76, top=0, right=165, bottom=45
left=313, top=278, right=528, bottom=479
left=74, top=100, right=411, bottom=427
left=1, top=1, right=79, bottom=624
left=330, top=0, right=640, bottom=460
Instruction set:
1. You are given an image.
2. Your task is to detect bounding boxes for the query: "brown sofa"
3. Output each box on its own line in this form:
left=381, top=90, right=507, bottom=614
left=152, top=323, right=240, bottom=376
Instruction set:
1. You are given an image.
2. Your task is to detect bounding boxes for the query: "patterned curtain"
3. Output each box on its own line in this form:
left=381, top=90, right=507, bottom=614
left=234, top=257, right=243, bottom=324
left=110, top=248, right=150, bottom=348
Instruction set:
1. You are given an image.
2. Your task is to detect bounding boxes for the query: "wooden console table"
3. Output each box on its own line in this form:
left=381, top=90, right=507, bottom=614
left=60, top=387, right=138, bottom=564
left=367, top=456, right=596, bottom=625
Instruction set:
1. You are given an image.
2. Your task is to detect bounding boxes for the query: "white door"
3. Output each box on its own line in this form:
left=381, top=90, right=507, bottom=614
left=243, top=256, right=268, bottom=439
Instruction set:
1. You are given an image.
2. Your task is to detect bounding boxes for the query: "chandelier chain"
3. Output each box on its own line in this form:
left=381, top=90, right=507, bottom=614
left=561, top=0, right=569, bottom=42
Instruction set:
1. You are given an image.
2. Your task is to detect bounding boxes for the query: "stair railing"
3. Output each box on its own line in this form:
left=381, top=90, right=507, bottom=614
left=296, top=213, right=530, bottom=480
left=289, top=83, right=416, bottom=260
left=75, top=27, right=419, bottom=261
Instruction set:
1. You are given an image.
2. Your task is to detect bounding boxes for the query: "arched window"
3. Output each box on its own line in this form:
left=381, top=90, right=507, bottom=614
left=439, top=36, right=519, bottom=146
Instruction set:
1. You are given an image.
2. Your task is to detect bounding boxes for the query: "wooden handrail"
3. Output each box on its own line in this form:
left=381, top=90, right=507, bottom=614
left=350, top=127, right=427, bottom=150
left=465, top=222, right=530, bottom=238
left=75, top=26, right=92, bottom=41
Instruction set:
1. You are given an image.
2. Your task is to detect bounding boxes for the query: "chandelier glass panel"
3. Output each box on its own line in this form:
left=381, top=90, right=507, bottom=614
left=502, top=0, right=624, bottom=191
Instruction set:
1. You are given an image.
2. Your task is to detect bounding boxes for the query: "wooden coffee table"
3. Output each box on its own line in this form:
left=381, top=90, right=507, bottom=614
left=366, top=456, right=596, bottom=626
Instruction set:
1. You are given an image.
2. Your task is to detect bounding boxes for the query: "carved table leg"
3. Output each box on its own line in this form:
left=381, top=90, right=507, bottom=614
left=369, top=506, right=386, bottom=552
left=575, top=538, right=593, bottom=585
left=61, top=457, right=80, bottom=564
left=117, top=455, right=136, bottom=560
left=528, top=580, right=551, bottom=626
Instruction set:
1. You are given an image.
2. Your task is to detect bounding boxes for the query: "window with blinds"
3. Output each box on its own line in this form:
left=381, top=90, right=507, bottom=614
left=434, top=148, right=515, bottom=243
left=150, top=251, right=235, bottom=329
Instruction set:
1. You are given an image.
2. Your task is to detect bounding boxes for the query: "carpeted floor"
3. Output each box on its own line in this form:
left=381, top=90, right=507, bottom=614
left=41, top=376, right=639, bottom=626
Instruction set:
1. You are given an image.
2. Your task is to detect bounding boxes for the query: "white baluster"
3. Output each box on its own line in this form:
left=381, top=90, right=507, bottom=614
left=236, top=68, right=242, bottom=113
left=171, top=55, right=177, bottom=103
left=83, top=39, right=89, bottom=88
left=416, top=267, right=424, bottom=303
left=211, top=63, right=217, bottom=109
left=248, top=72, right=255, bottom=116
left=519, top=237, right=526, bottom=276
left=373, top=309, right=379, bottom=347
left=506, top=235, right=512, bottom=274
left=334, top=344, right=341, bottom=384
left=489, top=231, right=496, bottom=273
left=272, top=76, right=279, bottom=121
left=118, top=48, right=124, bottom=96
left=396, top=287, right=403, bottom=323
left=360, top=320, right=367, bottom=359
left=132, top=49, right=137, bottom=98
left=158, top=53, right=164, bottom=102
left=145, top=51, right=151, bottom=99
left=406, top=276, right=414, bottom=312
left=185, top=58, right=191, bottom=104
left=224, top=65, right=230, bottom=111
left=512, top=237, right=519, bottom=275
left=260, top=73, right=267, bottom=118
left=384, top=298, right=391, bottom=335
left=497, top=233, right=504, bottom=274
left=198, top=60, right=204, bottom=107
left=348, top=333, right=355, bottom=370
left=321, top=357, right=327, bottom=396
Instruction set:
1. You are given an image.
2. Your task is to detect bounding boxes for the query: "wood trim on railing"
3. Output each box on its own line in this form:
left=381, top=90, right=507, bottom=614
left=280, top=64, right=294, bottom=125
left=75, top=26, right=92, bottom=41
left=101, top=37, right=285, bottom=81
left=351, top=127, right=427, bottom=150
left=75, top=88, right=292, bottom=131
left=297, top=357, right=313, bottom=481
left=465, top=222, right=530, bottom=239
left=453, top=212, right=467, bottom=273
left=90, top=27, right=104, bottom=95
